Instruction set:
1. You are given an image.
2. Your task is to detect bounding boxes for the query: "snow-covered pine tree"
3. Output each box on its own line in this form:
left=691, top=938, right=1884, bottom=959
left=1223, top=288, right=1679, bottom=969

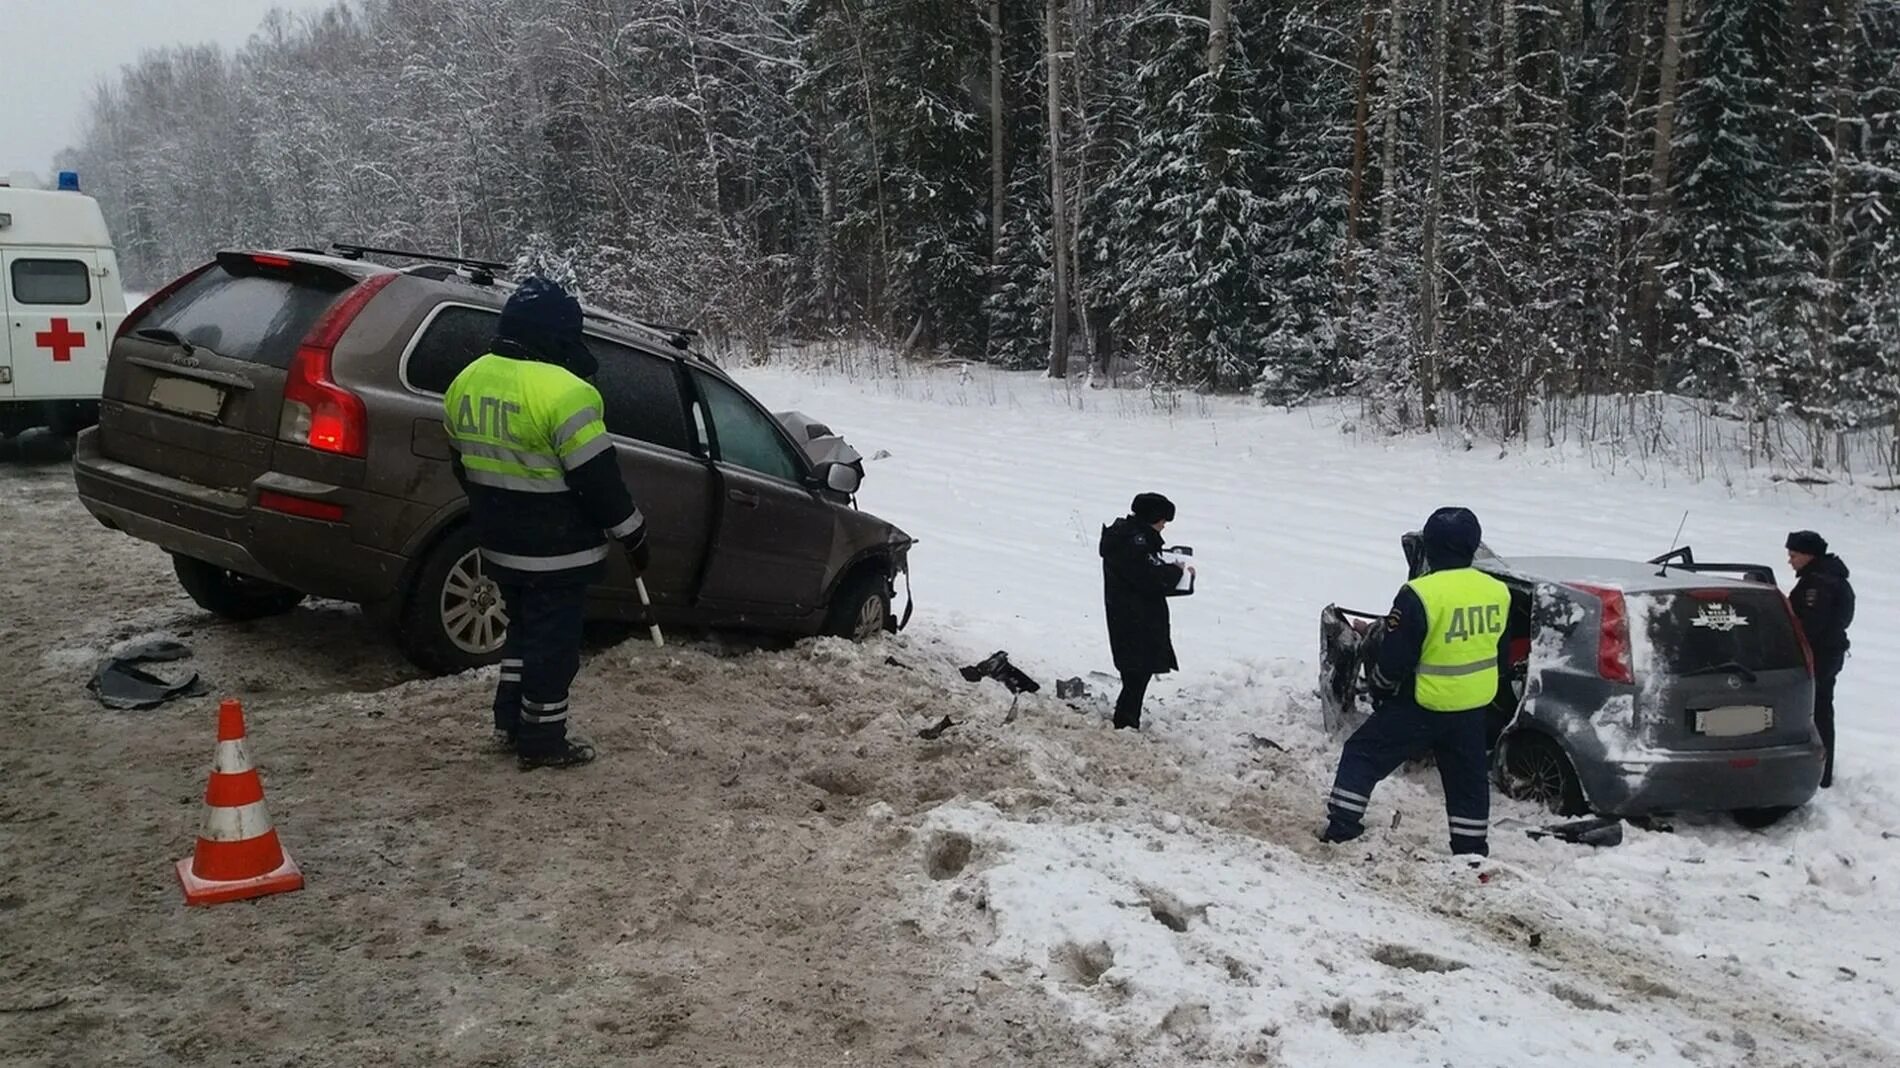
left=1666, top=0, right=1792, bottom=404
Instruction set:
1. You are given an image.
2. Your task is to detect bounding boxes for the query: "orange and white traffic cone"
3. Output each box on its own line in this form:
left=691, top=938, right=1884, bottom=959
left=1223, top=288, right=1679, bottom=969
left=175, top=698, right=303, bottom=906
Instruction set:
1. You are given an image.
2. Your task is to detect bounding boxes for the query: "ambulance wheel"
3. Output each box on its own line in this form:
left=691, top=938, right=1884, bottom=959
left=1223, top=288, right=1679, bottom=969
left=399, top=524, right=507, bottom=676
left=1498, top=732, right=1588, bottom=817
left=48, top=401, right=99, bottom=436
left=172, top=554, right=306, bottom=621
left=824, top=570, right=892, bottom=641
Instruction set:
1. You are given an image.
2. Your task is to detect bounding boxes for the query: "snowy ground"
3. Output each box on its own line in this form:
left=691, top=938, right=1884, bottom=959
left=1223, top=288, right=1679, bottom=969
left=740, top=353, right=1900, bottom=1065
left=2, top=355, right=1895, bottom=1066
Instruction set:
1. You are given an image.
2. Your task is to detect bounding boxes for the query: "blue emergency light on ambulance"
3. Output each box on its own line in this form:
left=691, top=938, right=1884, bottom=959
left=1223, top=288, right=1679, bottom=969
left=0, top=172, right=126, bottom=434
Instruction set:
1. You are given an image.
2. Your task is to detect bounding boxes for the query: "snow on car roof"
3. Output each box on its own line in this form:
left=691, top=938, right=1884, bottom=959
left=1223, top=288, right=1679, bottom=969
left=1481, top=554, right=1777, bottom=592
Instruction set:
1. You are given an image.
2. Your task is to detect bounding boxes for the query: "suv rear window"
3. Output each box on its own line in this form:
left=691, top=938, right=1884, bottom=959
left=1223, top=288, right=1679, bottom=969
left=139, top=267, right=348, bottom=368
left=1646, top=590, right=1807, bottom=675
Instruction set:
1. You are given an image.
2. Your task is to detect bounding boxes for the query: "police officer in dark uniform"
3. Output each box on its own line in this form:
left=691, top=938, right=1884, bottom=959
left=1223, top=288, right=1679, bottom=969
left=443, top=277, right=647, bottom=770
left=1786, top=530, right=1854, bottom=788
left=1320, top=507, right=1508, bottom=856
left=1100, top=493, right=1192, bottom=730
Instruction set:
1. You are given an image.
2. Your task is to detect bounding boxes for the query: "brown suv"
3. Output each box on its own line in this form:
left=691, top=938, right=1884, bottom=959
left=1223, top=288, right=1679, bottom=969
left=73, top=248, right=912, bottom=674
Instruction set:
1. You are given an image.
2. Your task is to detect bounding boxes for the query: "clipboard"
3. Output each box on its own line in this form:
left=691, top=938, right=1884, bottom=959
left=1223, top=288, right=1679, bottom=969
left=1161, top=546, right=1195, bottom=596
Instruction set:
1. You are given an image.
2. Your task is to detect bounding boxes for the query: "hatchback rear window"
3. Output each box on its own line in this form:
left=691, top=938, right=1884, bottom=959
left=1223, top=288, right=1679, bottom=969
left=138, top=267, right=348, bottom=368
left=1645, top=590, right=1806, bottom=675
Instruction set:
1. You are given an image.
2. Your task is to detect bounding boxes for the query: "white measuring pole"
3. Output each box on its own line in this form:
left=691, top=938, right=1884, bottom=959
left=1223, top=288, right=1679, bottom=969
left=634, top=577, right=665, bottom=647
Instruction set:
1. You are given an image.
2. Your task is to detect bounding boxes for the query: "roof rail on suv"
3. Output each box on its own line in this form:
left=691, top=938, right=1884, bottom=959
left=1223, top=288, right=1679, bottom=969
left=327, top=240, right=705, bottom=357
left=331, top=242, right=507, bottom=285
left=1647, top=546, right=1776, bottom=585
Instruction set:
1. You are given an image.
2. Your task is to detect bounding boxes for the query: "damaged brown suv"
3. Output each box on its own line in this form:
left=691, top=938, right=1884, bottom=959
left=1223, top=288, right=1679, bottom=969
left=73, top=247, right=912, bottom=674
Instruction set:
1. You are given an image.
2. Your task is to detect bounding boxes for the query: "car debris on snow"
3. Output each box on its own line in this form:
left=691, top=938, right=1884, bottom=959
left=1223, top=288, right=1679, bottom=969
left=86, top=637, right=207, bottom=710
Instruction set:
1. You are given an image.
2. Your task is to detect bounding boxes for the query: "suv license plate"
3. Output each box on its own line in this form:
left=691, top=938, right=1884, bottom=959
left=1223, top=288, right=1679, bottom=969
left=1695, top=705, right=1773, bottom=737
left=148, top=376, right=225, bottom=420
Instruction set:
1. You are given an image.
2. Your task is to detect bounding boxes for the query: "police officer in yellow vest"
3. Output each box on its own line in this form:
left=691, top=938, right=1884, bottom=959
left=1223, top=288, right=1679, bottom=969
left=443, top=277, right=647, bottom=770
left=1321, top=507, right=1509, bottom=855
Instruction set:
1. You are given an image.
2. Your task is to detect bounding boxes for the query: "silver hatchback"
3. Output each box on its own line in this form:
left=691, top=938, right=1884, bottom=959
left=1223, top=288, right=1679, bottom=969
left=1321, top=542, right=1823, bottom=826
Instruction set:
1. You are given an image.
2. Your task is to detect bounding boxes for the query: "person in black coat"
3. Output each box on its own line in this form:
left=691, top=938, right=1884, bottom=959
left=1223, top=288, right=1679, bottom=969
left=1100, top=493, right=1192, bottom=730
left=1787, top=530, right=1855, bottom=788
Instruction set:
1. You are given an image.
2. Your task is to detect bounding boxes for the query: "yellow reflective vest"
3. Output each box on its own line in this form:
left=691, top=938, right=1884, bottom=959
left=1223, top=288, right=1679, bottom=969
left=1404, top=568, right=1511, bottom=712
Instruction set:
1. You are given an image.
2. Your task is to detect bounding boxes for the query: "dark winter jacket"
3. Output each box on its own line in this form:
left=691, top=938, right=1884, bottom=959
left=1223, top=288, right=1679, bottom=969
left=1792, top=553, right=1855, bottom=660
left=1100, top=516, right=1185, bottom=676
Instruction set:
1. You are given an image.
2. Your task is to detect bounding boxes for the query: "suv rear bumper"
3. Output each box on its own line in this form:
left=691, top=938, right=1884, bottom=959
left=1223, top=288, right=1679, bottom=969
left=1580, top=741, right=1825, bottom=816
left=73, top=428, right=406, bottom=603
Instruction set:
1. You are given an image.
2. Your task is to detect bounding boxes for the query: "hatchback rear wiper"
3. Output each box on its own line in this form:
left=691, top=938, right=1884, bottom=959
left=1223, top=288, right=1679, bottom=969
left=1680, top=660, right=1759, bottom=683
left=132, top=328, right=194, bottom=356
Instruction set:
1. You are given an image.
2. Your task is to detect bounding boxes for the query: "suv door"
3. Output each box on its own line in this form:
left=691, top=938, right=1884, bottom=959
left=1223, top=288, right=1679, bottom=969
left=583, top=334, right=715, bottom=610
left=689, top=368, right=835, bottom=614
left=399, top=304, right=716, bottom=611
left=5, top=250, right=105, bottom=401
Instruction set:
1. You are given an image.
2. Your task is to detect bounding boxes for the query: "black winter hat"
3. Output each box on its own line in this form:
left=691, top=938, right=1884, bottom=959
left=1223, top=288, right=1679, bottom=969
left=495, top=276, right=591, bottom=372
left=1130, top=493, right=1176, bottom=524
left=1785, top=530, right=1828, bottom=556
left=1422, top=506, right=1483, bottom=561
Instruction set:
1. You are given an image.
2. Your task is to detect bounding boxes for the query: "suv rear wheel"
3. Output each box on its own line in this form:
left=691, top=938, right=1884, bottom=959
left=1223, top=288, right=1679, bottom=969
left=399, top=525, right=508, bottom=676
left=1497, top=732, right=1589, bottom=816
left=824, top=569, right=892, bottom=641
left=172, top=554, right=305, bottom=620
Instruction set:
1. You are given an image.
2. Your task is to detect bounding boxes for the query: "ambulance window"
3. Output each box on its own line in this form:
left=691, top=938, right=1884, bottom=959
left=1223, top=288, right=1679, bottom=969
left=11, top=259, right=91, bottom=305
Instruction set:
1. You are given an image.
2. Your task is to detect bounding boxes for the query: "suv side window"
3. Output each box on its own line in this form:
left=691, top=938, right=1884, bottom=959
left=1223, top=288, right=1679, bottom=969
left=691, top=370, right=805, bottom=483
left=405, top=305, right=497, bottom=393
left=11, top=258, right=92, bottom=305
left=585, top=337, right=692, bottom=453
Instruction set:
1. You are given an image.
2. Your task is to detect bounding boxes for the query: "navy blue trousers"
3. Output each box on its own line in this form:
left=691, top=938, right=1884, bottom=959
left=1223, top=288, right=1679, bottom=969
left=493, top=581, right=587, bottom=756
left=1326, top=696, right=1490, bottom=855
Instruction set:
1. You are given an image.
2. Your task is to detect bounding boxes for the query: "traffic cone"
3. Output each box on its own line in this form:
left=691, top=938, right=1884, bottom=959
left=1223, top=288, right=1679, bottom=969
left=175, top=699, right=303, bottom=906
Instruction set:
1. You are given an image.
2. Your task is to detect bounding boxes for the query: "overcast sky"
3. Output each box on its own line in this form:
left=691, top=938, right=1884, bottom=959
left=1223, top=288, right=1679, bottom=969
left=1, top=0, right=338, bottom=176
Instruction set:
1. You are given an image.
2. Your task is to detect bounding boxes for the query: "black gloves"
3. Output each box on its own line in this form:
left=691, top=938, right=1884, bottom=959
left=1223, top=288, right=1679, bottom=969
left=621, top=531, right=650, bottom=573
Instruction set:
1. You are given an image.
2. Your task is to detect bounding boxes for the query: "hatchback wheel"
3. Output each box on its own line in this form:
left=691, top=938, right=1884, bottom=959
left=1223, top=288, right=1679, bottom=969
left=1733, top=806, right=1796, bottom=829
left=1497, top=732, right=1589, bottom=817
left=399, top=525, right=509, bottom=675
left=172, top=554, right=305, bottom=621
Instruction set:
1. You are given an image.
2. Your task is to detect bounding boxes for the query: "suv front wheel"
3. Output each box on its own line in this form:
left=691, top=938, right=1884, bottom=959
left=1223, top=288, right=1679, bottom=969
left=172, top=554, right=305, bottom=620
left=824, top=570, right=893, bottom=641
left=399, top=525, right=509, bottom=675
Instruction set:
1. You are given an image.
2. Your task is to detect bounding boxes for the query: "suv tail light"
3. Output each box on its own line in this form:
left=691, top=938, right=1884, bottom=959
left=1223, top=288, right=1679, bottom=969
left=1780, top=592, right=1815, bottom=677
left=117, top=261, right=215, bottom=341
left=279, top=273, right=397, bottom=458
left=1570, top=583, right=1634, bottom=684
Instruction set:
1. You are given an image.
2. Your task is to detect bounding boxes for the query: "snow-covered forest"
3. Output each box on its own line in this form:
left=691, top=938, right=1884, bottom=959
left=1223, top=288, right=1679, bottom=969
left=60, top=0, right=1900, bottom=462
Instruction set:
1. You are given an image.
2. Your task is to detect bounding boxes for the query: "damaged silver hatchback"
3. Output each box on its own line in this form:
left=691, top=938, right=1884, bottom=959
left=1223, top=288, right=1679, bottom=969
left=1321, top=539, right=1824, bottom=827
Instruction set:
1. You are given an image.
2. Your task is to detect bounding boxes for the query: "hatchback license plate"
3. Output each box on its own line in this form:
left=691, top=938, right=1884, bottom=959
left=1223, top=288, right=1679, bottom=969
left=148, top=376, right=225, bottom=420
left=1695, top=705, right=1773, bottom=737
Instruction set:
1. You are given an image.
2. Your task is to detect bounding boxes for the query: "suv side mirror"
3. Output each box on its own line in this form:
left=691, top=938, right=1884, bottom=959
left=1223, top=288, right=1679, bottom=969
left=816, top=461, right=861, bottom=495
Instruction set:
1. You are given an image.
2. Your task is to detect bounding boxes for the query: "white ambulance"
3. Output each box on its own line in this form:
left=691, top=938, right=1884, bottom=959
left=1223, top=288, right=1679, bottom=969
left=0, top=170, right=126, bottom=436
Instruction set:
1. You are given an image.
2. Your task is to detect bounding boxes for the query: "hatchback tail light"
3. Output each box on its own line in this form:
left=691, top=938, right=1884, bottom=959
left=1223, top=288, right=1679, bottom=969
left=1780, top=592, right=1815, bottom=678
left=279, top=273, right=396, bottom=458
left=1570, top=583, right=1634, bottom=684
